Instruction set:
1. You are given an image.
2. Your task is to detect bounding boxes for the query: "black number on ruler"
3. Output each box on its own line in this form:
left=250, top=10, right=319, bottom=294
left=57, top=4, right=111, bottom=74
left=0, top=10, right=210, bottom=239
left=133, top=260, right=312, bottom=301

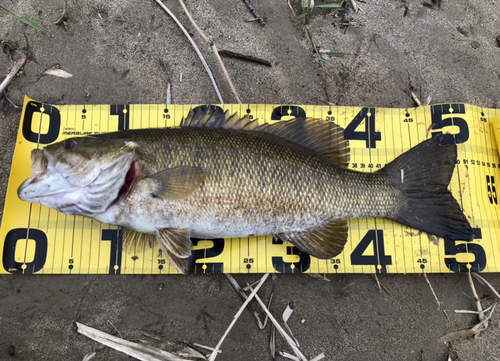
left=344, top=107, right=381, bottom=148
left=190, top=238, right=225, bottom=274
left=444, top=228, right=486, bottom=272
left=22, top=102, right=61, bottom=144
left=110, top=105, right=130, bottom=131
left=431, top=104, right=469, bottom=145
left=350, top=230, right=392, bottom=273
left=272, top=239, right=311, bottom=273
left=486, top=175, right=498, bottom=205
left=271, top=105, right=306, bottom=120
left=101, top=229, right=123, bottom=274
left=2, top=228, right=47, bottom=274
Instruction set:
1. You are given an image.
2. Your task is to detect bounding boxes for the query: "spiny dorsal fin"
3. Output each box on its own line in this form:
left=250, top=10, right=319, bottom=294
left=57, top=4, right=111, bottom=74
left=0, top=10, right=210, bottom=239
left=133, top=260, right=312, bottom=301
left=276, top=218, right=349, bottom=259
left=148, top=166, right=210, bottom=200
left=181, top=106, right=350, bottom=166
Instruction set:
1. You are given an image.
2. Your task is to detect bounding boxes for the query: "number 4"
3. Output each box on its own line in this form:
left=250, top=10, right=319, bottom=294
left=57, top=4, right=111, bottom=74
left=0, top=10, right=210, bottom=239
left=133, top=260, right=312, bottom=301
left=343, top=107, right=381, bottom=148
left=350, top=230, right=392, bottom=273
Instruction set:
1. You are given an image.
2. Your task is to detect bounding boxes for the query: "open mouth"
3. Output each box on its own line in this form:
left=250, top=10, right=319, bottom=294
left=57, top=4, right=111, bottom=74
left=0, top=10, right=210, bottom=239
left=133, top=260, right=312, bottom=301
left=115, top=161, right=136, bottom=203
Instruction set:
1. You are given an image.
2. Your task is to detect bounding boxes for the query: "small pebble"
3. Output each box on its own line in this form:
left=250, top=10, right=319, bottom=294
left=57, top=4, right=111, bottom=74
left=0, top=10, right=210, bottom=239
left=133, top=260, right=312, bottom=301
left=158, top=283, right=164, bottom=290
left=470, top=41, right=480, bottom=49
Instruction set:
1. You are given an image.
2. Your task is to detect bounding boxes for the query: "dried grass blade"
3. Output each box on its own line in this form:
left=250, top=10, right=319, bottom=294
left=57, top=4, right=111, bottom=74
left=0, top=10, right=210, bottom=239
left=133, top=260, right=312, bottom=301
left=82, top=352, right=96, bottom=361
left=262, top=289, right=274, bottom=328
left=310, top=352, right=325, bottom=361
left=471, top=273, right=500, bottom=299
left=208, top=273, right=270, bottom=361
left=76, top=322, right=189, bottom=361
left=166, top=83, right=171, bottom=105
left=193, top=343, right=221, bottom=354
left=282, top=304, right=300, bottom=347
left=280, top=351, right=300, bottom=361
left=270, top=325, right=276, bottom=359
left=247, top=286, right=307, bottom=361
left=225, top=274, right=265, bottom=329
left=438, top=328, right=480, bottom=343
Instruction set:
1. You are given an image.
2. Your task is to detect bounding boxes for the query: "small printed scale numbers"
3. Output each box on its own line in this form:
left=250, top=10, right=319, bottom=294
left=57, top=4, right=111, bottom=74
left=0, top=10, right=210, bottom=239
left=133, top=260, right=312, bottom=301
left=1, top=97, right=500, bottom=275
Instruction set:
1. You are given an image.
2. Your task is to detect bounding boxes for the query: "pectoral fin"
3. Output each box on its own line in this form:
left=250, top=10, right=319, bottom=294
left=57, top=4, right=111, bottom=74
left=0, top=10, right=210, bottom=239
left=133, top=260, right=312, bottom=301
left=276, top=219, right=348, bottom=259
left=149, top=166, right=210, bottom=200
left=155, top=228, right=193, bottom=274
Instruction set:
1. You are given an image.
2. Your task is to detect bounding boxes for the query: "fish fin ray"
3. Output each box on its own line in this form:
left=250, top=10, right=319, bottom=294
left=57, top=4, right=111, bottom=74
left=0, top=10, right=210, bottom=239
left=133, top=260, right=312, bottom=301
left=149, top=166, right=210, bottom=199
left=156, top=228, right=193, bottom=274
left=181, top=106, right=226, bottom=128
left=123, top=229, right=156, bottom=252
left=276, top=218, right=348, bottom=259
left=382, top=136, right=473, bottom=241
left=181, top=107, right=349, bottom=166
left=256, top=118, right=350, bottom=166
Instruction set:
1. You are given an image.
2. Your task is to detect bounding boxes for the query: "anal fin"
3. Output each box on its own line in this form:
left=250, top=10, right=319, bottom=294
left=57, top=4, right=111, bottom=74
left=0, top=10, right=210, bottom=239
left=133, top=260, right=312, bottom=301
left=156, top=228, right=193, bottom=274
left=276, top=219, right=348, bottom=259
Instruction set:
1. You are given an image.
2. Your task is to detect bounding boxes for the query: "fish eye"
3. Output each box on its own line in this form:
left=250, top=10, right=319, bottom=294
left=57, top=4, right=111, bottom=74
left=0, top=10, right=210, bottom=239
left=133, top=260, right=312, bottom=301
left=64, top=139, right=76, bottom=150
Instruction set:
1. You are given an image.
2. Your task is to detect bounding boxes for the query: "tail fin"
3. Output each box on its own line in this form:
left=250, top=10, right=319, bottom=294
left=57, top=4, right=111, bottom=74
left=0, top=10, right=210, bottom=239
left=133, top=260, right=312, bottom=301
left=382, top=136, right=474, bottom=241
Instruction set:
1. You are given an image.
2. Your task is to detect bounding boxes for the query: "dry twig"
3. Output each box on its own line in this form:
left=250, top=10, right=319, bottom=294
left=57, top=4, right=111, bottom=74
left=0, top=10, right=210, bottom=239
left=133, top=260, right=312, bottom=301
left=54, top=0, right=68, bottom=24
left=218, top=49, right=272, bottom=67
left=287, top=0, right=297, bottom=16
left=209, top=274, right=270, bottom=361
left=247, top=287, right=307, bottom=361
left=371, top=274, right=393, bottom=298
left=471, top=273, right=500, bottom=300
left=0, top=54, right=27, bottom=94
left=468, top=272, right=486, bottom=333
left=177, top=0, right=209, bottom=42
left=224, top=274, right=266, bottom=329
left=176, top=0, right=242, bottom=103
left=241, top=0, right=266, bottom=25
left=423, top=273, right=442, bottom=310
left=410, top=91, right=422, bottom=107
left=372, top=273, right=382, bottom=292
left=166, top=83, right=171, bottom=105
left=211, top=44, right=242, bottom=103
left=153, top=0, right=223, bottom=103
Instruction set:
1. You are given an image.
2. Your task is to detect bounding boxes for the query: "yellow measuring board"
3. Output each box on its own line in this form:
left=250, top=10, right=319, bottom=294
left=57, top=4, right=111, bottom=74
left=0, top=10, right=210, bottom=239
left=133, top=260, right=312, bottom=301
left=1, top=96, right=500, bottom=275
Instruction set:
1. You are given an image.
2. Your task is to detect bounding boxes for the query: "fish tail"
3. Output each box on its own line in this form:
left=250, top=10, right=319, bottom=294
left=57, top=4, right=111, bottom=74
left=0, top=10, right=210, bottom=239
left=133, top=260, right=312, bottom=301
left=382, top=136, right=474, bottom=241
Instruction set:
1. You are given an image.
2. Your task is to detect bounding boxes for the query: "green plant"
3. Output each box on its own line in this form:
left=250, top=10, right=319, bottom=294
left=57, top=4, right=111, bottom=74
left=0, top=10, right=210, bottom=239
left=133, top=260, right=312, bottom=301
left=298, top=0, right=344, bottom=19
left=0, top=5, right=48, bottom=32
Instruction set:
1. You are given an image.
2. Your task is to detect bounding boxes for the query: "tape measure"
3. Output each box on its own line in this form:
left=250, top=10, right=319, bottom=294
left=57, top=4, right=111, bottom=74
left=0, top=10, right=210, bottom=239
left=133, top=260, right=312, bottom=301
left=1, top=96, right=500, bottom=275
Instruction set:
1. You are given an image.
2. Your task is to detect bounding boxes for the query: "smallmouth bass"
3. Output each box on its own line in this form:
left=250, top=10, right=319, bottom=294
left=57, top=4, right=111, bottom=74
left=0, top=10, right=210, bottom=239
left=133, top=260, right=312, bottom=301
left=18, top=107, right=473, bottom=273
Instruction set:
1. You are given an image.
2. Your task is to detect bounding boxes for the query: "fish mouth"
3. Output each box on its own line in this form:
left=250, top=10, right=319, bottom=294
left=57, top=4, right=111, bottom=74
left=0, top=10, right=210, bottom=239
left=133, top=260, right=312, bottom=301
left=113, top=160, right=136, bottom=204
left=18, top=149, right=71, bottom=202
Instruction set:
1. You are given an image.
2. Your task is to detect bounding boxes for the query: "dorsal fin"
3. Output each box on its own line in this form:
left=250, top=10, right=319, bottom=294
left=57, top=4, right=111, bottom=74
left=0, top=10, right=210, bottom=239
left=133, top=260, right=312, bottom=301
left=181, top=106, right=350, bottom=166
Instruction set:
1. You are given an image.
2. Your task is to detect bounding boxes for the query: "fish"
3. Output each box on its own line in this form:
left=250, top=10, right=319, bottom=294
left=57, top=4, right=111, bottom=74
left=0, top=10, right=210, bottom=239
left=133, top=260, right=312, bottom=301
left=17, top=106, right=473, bottom=273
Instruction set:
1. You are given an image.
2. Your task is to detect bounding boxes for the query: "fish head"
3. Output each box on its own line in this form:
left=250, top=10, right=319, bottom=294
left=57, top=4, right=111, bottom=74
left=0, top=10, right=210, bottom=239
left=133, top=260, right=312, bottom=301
left=18, top=136, right=139, bottom=217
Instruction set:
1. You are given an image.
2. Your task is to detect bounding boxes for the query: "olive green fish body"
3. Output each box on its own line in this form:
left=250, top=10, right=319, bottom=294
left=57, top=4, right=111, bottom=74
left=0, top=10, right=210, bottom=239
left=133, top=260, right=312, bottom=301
left=101, top=128, right=399, bottom=237
left=18, top=107, right=473, bottom=273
